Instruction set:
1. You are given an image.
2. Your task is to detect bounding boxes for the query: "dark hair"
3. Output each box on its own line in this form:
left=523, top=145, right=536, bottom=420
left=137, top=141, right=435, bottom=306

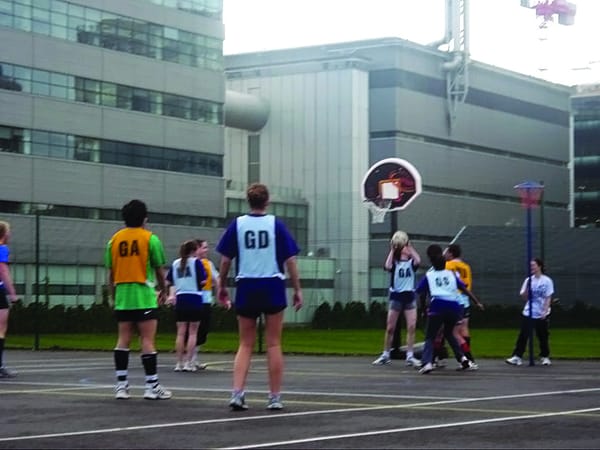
left=427, top=244, right=446, bottom=270
left=446, top=244, right=461, bottom=258
left=121, top=200, right=147, bottom=227
left=533, top=257, right=545, bottom=273
left=247, top=183, right=269, bottom=210
left=194, top=239, right=207, bottom=247
left=178, top=240, right=198, bottom=277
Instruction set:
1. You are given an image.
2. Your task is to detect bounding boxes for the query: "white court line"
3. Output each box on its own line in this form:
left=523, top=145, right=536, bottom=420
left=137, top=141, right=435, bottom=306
left=220, top=406, right=600, bottom=450
left=0, top=387, right=598, bottom=443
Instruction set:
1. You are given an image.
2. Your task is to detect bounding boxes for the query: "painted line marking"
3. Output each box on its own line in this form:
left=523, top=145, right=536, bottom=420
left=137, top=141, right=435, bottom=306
left=219, top=406, right=600, bottom=449
left=0, top=387, right=598, bottom=443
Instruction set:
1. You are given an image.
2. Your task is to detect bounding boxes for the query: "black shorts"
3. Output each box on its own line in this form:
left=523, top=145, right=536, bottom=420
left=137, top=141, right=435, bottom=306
left=114, top=308, right=158, bottom=322
left=175, top=304, right=211, bottom=323
left=0, top=288, right=8, bottom=309
left=235, top=278, right=287, bottom=319
left=461, top=306, right=471, bottom=319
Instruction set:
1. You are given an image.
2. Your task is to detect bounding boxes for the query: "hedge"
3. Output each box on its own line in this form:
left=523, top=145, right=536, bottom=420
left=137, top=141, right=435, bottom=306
left=7, top=300, right=599, bottom=334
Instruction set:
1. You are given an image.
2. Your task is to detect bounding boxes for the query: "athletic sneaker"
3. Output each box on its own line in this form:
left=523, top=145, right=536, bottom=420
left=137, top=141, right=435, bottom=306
left=144, top=383, right=172, bottom=400
left=267, top=394, right=283, bottom=410
left=0, top=366, right=16, bottom=378
left=115, top=382, right=130, bottom=400
left=173, top=362, right=184, bottom=372
left=405, top=356, right=421, bottom=367
left=433, top=358, right=446, bottom=368
left=540, top=357, right=552, bottom=366
left=506, top=355, right=523, bottom=366
left=182, top=361, right=197, bottom=372
left=457, top=360, right=479, bottom=371
left=229, top=392, right=248, bottom=411
left=419, top=362, right=433, bottom=374
left=372, top=353, right=391, bottom=366
left=194, top=362, right=208, bottom=370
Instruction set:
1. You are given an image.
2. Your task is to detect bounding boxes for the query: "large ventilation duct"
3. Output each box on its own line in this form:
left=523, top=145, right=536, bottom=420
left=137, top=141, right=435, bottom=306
left=224, top=90, right=270, bottom=132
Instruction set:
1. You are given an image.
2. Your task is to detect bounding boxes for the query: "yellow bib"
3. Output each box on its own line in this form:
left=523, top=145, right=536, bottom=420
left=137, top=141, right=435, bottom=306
left=110, top=228, right=152, bottom=284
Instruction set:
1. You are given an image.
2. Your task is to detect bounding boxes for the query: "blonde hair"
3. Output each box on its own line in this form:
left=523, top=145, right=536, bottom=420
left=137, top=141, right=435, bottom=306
left=0, top=221, right=10, bottom=241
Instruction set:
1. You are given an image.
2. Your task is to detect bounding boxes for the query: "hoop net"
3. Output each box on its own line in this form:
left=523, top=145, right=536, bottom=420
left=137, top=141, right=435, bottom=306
left=366, top=199, right=392, bottom=224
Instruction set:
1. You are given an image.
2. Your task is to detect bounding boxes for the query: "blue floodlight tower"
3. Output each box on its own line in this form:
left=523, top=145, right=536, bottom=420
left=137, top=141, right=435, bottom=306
left=514, top=181, right=545, bottom=366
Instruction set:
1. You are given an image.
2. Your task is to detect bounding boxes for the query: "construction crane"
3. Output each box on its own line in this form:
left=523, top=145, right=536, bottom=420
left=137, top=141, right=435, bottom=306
left=520, top=0, right=577, bottom=28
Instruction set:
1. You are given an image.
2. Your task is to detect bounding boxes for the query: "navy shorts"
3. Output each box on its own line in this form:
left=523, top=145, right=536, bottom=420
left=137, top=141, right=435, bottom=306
left=234, top=278, right=287, bottom=319
left=114, top=308, right=158, bottom=322
left=389, top=291, right=417, bottom=312
left=175, top=303, right=211, bottom=323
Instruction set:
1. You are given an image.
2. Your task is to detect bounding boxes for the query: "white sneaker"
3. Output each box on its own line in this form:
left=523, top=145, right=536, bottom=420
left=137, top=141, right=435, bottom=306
left=506, top=355, right=523, bottom=366
left=372, top=353, right=391, bottom=366
left=419, top=362, right=433, bottom=374
left=540, top=357, right=552, bottom=366
left=183, top=361, right=197, bottom=372
left=174, top=362, right=184, bottom=372
left=144, top=383, right=172, bottom=400
left=405, top=356, right=421, bottom=367
left=194, top=362, right=208, bottom=370
left=115, top=382, right=130, bottom=400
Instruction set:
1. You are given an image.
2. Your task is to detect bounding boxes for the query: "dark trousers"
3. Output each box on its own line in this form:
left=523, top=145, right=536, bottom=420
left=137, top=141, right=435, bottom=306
left=422, top=310, right=463, bottom=365
left=512, top=316, right=550, bottom=358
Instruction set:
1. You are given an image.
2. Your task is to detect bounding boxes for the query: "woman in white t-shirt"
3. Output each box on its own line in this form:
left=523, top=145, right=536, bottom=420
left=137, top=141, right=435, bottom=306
left=506, top=258, right=554, bottom=366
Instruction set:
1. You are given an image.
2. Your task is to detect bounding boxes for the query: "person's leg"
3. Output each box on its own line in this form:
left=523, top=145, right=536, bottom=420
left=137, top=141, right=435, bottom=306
left=0, top=308, right=12, bottom=375
left=186, top=322, right=200, bottom=364
left=114, top=320, right=134, bottom=398
left=193, top=305, right=211, bottom=369
left=233, top=315, right=257, bottom=393
left=390, top=313, right=403, bottom=359
left=536, top=318, right=550, bottom=358
left=403, top=308, right=417, bottom=354
left=384, top=308, right=401, bottom=352
left=421, top=314, right=443, bottom=366
left=175, top=321, right=188, bottom=368
left=512, top=316, right=529, bottom=358
left=0, top=309, right=8, bottom=361
left=442, top=314, right=464, bottom=363
left=139, top=319, right=171, bottom=399
left=264, top=311, right=285, bottom=397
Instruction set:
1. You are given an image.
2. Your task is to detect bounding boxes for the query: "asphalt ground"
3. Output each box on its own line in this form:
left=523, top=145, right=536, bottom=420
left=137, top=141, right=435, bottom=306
left=0, top=350, right=599, bottom=449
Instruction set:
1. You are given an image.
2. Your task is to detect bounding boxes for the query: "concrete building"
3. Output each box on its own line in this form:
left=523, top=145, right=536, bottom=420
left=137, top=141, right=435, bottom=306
left=0, top=0, right=227, bottom=305
left=572, top=83, right=600, bottom=228
left=225, top=37, right=573, bottom=305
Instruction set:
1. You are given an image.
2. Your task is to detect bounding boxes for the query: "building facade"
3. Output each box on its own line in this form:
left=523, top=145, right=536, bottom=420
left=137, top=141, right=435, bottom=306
left=0, top=0, right=227, bottom=305
left=572, top=84, right=600, bottom=228
left=225, top=38, right=573, bottom=305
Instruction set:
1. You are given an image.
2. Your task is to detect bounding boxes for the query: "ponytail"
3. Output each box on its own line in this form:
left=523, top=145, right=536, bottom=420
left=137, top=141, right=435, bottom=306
left=178, top=240, right=198, bottom=277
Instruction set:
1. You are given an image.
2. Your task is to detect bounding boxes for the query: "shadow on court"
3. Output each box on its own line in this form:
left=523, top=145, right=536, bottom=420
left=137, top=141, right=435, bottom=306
left=0, top=350, right=599, bottom=449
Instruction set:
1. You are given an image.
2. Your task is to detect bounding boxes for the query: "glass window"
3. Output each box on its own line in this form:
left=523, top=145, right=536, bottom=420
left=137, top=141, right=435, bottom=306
left=50, top=84, right=67, bottom=98
left=32, top=20, right=50, bottom=34
left=116, top=85, right=132, bottom=109
left=31, top=81, right=50, bottom=96
left=50, top=24, right=67, bottom=39
left=13, top=3, right=31, bottom=18
left=84, top=7, right=101, bottom=23
left=50, top=73, right=67, bottom=86
left=0, top=1, right=12, bottom=14
left=32, top=7, right=50, bottom=22
left=0, top=13, right=11, bottom=27
left=68, top=3, right=85, bottom=18
left=101, top=82, right=117, bottom=107
left=51, top=0, right=68, bottom=14
left=50, top=11, right=67, bottom=26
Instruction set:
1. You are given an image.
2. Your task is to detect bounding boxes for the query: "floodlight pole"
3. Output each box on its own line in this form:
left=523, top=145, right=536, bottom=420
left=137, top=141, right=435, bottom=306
left=514, top=181, right=544, bottom=367
left=34, top=209, right=40, bottom=351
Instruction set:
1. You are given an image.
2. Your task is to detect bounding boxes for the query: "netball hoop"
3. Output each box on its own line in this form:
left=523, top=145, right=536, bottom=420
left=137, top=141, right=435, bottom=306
left=361, top=158, right=422, bottom=224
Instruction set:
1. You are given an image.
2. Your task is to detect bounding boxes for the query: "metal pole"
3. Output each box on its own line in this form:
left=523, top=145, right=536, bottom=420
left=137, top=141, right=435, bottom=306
left=527, top=206, right=535, bottom=366
left=539, top=181, right=545, bottom=262
left=34, top=210, right=40, bottom=351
